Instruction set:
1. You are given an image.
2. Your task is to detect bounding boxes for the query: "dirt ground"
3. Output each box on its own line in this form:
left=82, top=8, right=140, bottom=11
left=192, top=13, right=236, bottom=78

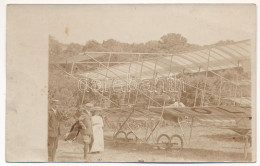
left=55, top=125, right=252, bottom=162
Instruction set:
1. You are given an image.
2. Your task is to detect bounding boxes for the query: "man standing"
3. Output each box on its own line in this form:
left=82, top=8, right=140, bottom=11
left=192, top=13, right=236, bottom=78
left=48, top=103, right=60, bottom=162
left=78, top=103, right=93, bottom=161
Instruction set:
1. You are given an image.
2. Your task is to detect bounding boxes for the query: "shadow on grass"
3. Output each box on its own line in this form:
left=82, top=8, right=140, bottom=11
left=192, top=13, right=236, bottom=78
left=56, top=155, right=83, bottom=162
left=106, top=141, right=252, bottom=162
left=201, top=133, right=247, bottom=143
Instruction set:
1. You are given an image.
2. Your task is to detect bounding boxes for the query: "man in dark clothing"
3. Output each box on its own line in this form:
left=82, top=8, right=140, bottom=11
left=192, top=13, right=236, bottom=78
left=48, top=106, right=60, bottom=162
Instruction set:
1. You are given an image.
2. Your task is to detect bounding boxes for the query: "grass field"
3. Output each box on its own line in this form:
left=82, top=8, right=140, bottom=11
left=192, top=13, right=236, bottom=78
left=55, top=125, right=252, bottom=162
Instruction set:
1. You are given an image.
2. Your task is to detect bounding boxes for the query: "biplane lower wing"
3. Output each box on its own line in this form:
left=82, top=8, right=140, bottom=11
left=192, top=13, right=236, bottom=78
left=147, top=106, right=251, bottom=128
left=103, top=106, right=251, bottom=129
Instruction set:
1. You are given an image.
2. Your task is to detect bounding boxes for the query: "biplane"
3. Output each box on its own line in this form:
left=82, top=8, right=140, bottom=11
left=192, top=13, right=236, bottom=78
left=51, top=39, right=253, bottom=158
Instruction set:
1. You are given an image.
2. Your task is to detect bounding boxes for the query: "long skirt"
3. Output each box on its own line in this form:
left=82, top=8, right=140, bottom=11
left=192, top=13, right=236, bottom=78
left=91, top=126, right=104, bottom=152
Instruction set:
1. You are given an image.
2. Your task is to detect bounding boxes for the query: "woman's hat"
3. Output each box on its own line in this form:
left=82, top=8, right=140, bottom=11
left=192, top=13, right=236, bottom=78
left=84, top=103, right=94, bottom=108
left=92, top=106, right=102, bottom=111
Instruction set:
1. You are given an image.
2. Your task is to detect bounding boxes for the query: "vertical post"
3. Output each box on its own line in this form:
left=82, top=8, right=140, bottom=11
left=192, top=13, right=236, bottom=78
left=218, top=77, right=223, bottom=106
left=234, top=61, right=239, bottom=106
left=153, top=59, right=158, bottom=78
left=201, top=49, right=210, bottom=107
left=70, top=62, right=75, bottom=74
left=106, top=52, right=112, bottom=73
left=244, top=135, right=249, bottom=159
left=80, top=77, right=88, bottom=106
left=139, top=55, right=144, bottom=80
left=178, top=69, right=185, bottom=102
left=168, top=54, right=174, bottom=76
left=240, top=88, right=243, bottom=106
left=127, top=63, right=132, bottom=104
left=81, top=89, right=86, bottom=105
left=134, top=56, right=143, bottom=104
left=65, top=59, right=68, bottom=72
left=168, top=54, right=174, bottom=106
left=149, top=59, right=158, bottom=106
left=194, top=67, right=201, bottom=107
left=135, top=54, right=141, bottom=78
left=188, top=117, right=194, bottom=145
left=134, top=90, right=139, bottom=104
left=146, top=54, right=153, bottom=141
left=103, top=53, right=112, bottom=95
left=104, top=53, right=112, bottom=107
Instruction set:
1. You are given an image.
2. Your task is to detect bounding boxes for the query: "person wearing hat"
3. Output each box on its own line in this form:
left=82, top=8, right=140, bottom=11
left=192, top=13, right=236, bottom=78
left=78, top=103, right=94, bottom=161
left=90, top=107, right=104, bottom=154
left=48, top=100, right=60, bottom=162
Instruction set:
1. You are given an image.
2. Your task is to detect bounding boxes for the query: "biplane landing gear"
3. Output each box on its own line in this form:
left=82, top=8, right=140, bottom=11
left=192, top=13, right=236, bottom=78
left=156, top=134, right=171, bottom=150
left=126, top=131, right=138, bottom=143
left=156, top=134, right=184, bottom=152
left=114, top=131, right=127, bottom=145
left=169, top=134, right=183, bottom=151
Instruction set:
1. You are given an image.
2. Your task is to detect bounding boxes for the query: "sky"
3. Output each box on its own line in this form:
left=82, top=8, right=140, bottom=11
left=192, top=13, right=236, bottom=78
left=46, top=4, right=256, bottom=46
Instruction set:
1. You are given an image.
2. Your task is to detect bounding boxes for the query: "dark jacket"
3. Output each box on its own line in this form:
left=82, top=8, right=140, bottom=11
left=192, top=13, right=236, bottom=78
left=79, top=113, right=93, bottom=136
left=65, top=121, right=82, bottom=141
left=48, top=110, right=60, bottom=137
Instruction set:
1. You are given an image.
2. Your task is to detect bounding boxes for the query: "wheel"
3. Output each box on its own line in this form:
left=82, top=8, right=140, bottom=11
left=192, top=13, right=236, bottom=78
left=170, top=134, right=183, bottom=151
left=156, top=134, right=171, bottom=150
left=126, top=131, right=138, bottom=142
left=114, top=131, right=127, bottom=144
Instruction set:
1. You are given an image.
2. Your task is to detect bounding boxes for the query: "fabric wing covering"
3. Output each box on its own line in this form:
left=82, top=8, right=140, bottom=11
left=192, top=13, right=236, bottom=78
left=80, top=40, right=251, bottom=85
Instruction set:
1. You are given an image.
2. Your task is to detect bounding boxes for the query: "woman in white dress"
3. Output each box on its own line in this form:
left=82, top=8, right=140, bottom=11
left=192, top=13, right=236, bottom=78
left=90, top=107, right=104, bottom=153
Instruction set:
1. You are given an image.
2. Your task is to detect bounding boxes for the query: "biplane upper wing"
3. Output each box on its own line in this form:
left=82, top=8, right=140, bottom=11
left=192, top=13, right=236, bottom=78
left=50, top=52, right=108, bottom=64
left=222, top=97, right=251, bottom=107
left=78, top=40, right=251, bottom=82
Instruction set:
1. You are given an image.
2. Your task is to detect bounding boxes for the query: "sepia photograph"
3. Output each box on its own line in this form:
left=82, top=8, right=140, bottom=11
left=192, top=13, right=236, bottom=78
left=47, top=4, right=256, bottom=162
left=5, top=4, right=256, bottom=163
